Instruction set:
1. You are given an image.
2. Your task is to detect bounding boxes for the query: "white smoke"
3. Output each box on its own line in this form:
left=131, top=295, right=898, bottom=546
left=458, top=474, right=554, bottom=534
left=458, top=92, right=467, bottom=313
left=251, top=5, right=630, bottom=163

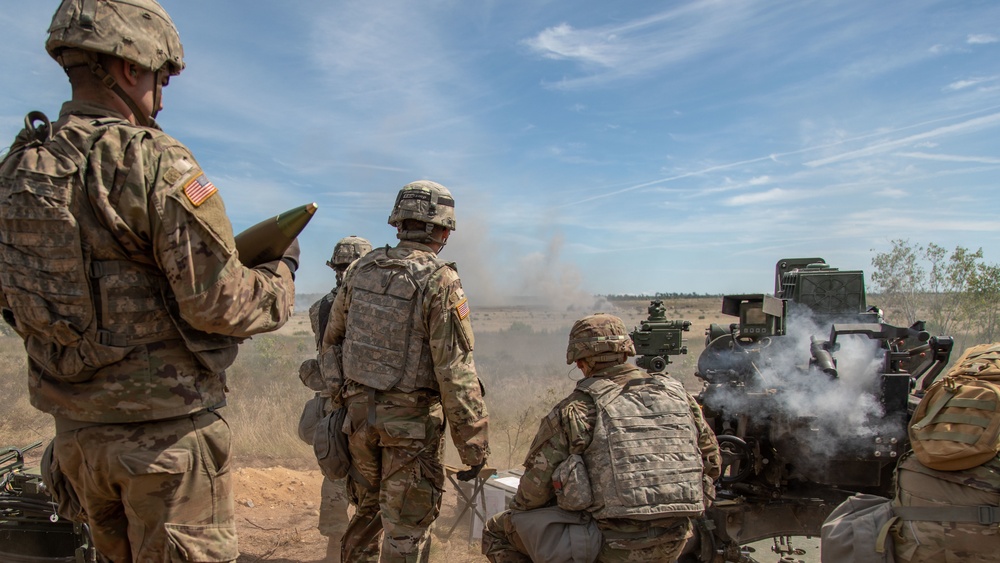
left=702, top=305, right=900, bottom=480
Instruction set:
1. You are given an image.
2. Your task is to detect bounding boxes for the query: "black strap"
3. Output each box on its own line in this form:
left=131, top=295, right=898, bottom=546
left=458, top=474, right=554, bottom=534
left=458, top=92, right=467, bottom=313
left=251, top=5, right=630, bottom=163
left=894, top=504, right=1000, bottom=525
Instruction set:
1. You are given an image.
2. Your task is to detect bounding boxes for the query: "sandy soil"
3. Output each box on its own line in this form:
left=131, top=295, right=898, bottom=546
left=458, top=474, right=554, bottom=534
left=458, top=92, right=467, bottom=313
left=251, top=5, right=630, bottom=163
left=233, top=464, right=485, bottom=563
left=231, top=464, right=821, bottom=563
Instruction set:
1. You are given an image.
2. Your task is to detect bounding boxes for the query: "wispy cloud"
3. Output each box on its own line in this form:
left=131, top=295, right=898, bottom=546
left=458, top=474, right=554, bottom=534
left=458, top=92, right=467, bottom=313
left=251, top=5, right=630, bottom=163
left=946, top=75, right=1000, bottom=91
left=522, top=0, right=755, bottom=88
left=804, top=112, right=1000, bottom=167
left=968, top=34, right=998, bottom=45
left=724, top=187, right=812, bottom=206
left=895, top=151, right=1000, bottom=164
left=874, top=187, right=907, bottom=198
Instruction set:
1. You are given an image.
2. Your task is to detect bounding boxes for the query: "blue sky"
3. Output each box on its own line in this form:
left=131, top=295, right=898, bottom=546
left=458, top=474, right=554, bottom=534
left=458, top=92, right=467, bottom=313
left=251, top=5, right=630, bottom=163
left=2, top=1, right=998, bottom=306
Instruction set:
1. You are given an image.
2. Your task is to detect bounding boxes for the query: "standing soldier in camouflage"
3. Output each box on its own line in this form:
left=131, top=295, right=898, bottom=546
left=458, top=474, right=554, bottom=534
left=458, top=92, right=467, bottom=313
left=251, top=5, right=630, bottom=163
left=0, top=1, right=296, bottom=561
left=297, top=236, right=372, bottom=562
left=321, top=181, right=490, bottom=562
left=483, top=313, right=721, bottom=563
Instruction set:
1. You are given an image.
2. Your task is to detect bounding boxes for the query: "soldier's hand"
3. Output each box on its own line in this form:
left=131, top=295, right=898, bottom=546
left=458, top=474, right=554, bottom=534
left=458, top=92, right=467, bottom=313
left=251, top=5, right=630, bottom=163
left=456, top=462, right=485, bottom=482
left=282, top=238, right=300, bottom=273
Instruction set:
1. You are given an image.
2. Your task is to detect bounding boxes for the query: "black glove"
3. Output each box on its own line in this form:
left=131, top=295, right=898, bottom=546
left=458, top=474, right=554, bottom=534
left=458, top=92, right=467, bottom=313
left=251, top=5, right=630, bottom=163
left=456, top=462, right=485, bottom=482
left=281, top=238, right=300, bottom=274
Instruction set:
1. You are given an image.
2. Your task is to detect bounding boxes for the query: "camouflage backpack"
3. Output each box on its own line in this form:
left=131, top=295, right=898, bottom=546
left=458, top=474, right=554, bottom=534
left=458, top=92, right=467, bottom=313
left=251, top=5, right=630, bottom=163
left=909, top=343, right=1000, bottom=471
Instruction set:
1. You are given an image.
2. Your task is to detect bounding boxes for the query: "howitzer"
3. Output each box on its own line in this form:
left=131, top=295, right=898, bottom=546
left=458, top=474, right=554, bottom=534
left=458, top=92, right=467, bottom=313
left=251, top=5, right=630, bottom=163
left=631, top=300, right=691, bottom=373
left=0, top=442, right=96, bottom=562
left=677, top=258, right=954, bottom=563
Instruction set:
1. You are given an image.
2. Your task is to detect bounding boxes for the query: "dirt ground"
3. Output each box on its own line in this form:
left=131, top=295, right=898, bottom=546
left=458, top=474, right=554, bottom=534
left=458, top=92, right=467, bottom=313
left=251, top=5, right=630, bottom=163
left=233, top=463, right=486, bottom=563
left=231, top=462, right=821, bottom=563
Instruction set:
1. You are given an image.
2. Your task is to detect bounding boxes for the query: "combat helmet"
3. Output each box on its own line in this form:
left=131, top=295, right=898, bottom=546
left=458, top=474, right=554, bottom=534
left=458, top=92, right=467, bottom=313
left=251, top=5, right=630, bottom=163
left=328, top=236, right=372, bottom=269
left=46, top=0, right=185, bottom=76
left=45, top=0, right=184, bottom=128
left=566, top=313, right=636, bottom=365
left=388, top=181, right=457, bottom=231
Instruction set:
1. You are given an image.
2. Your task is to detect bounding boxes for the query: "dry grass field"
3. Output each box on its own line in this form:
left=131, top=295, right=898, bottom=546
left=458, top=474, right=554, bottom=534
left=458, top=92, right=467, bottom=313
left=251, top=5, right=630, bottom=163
left=0, top=296, right=753, bottom=562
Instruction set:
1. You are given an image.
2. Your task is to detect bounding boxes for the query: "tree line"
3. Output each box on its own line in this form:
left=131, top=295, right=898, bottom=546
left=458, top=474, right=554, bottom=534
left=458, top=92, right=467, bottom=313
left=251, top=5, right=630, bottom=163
left=870, top=239, right=999, bottom=344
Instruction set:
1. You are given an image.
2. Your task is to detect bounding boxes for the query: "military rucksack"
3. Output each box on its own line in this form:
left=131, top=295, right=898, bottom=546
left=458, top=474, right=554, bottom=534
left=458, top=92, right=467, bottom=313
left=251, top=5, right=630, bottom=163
left=0, top=113, right=189, bottom=382
left=909, top=343, right=1000, bottom=471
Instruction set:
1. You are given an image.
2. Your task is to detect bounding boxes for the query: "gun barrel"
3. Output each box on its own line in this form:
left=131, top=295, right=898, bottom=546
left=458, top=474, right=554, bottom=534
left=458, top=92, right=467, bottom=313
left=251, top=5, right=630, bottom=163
left=234, top=203, right=318, bottom=267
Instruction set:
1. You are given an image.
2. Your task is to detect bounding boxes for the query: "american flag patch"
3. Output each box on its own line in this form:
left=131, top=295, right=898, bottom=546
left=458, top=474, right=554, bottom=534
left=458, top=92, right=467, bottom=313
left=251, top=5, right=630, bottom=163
left=183, top=174, right=217, bottom=207
left=455, top=298, right=470, bottom=320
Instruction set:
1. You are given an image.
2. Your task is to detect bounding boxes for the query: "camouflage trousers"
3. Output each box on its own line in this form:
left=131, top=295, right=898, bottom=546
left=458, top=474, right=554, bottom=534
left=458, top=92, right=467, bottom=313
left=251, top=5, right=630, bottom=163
left=319, top=477, right=350, bottom=537
left=319, top=476, right=351, bottom=562
left=482, top=510, right=690, bottom=563
left=342, top=389, right=445, bottom=562
left=45, top=410, right=236, bottom=563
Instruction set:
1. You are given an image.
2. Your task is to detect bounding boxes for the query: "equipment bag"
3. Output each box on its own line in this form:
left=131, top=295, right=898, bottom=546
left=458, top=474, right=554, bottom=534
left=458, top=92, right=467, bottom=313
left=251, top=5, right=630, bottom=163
left=820, top=493, right=898, bottom=563
left=909, top=343, right=1000, bottom=471
left=510, top=506, right=602, bottom=563
left=297, top=394, right=327, bottom=445
left=313, top=407, right=352, bottom=481
left=312, top=407, right=375, bottom=491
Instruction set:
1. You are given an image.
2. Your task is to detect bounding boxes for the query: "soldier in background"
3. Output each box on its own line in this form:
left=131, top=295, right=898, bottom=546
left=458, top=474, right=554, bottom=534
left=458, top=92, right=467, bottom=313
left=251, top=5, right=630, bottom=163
left=483, top=313, right=721, bottom=563
left=321, top=180, right=490, bottom=561
left=297, top=236, right=372, bottom=562
left=0, top=1, right=297, bottom=561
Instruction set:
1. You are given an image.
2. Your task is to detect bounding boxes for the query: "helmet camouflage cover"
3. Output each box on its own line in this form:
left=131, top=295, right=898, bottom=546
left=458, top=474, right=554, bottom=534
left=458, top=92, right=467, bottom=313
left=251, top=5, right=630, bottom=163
left=566, top=313, right=636, bottom=364
left=46, top=0, right=185, bottom=75
left=387, top=180, right=457, bottom=231
left=328, top=236, right=372, bottom=269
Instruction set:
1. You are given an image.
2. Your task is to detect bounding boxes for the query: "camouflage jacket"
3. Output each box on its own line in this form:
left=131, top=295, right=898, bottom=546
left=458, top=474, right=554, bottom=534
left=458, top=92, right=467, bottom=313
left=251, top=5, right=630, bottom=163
left=299, top=290, right=337, bottom=394
left=0, top=101, right=294, bottom=423
left=513, top=363, right=721, bottom=533
left=322, top=241, right=489, bottom=466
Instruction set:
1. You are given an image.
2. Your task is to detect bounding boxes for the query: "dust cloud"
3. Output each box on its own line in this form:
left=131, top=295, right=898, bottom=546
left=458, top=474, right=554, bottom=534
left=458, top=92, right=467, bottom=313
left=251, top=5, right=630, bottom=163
left=443, top=211, right=613, bottom=312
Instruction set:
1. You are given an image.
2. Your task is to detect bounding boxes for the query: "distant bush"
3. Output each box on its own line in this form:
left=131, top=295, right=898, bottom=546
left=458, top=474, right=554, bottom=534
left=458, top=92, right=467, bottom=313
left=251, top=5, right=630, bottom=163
left=505, top=321, right=534, bottom=334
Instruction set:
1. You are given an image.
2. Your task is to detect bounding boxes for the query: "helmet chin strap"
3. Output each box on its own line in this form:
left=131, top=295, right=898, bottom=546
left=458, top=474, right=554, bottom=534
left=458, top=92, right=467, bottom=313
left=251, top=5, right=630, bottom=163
left=86, top=58, right=160, bottom=129
left=151, top=68, right=163, bottom=121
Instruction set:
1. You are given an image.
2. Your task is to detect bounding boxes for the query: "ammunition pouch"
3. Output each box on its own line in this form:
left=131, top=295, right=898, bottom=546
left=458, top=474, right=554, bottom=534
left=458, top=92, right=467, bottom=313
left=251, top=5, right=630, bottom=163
left=319, top=343, right=345, bottom=396
left=299, top=358, right=326, bottom=392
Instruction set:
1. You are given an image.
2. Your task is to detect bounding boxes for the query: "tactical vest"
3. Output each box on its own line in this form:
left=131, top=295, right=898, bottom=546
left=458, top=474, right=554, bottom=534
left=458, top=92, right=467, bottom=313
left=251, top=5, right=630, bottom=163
left=341, top=247, right=450, bottom=393
left=0, top=113, right=181, bottom=382
left=577, top=373, right=705, bottom=520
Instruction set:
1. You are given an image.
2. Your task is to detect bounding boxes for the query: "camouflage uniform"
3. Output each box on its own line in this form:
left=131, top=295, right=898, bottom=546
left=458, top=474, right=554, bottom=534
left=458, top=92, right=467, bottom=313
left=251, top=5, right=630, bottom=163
left=301, top=291, right=350, bottom=551
left=483, top=361, right=720, bottom=563
left=323, top=240, right=489, bottom=562
left=0, top=87, right=293, bottom=563
left=892, top=452, right=1000, bottom=562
